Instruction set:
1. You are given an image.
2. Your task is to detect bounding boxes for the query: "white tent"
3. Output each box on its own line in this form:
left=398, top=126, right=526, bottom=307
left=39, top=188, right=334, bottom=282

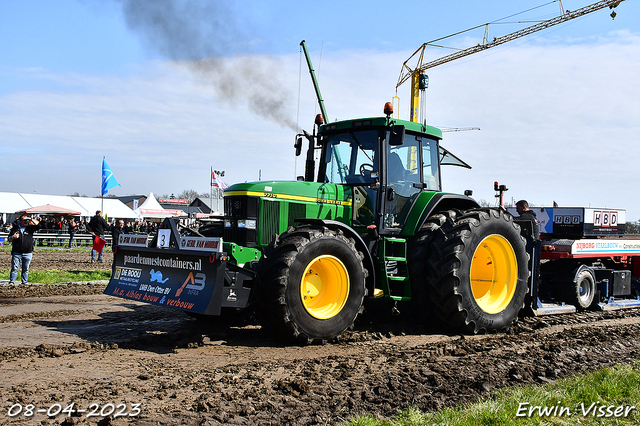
left=74, top=197, right=139, bottom=219
left=134, top=192, right=187, bottom=219
left=0, top=192, right=138, bottom=220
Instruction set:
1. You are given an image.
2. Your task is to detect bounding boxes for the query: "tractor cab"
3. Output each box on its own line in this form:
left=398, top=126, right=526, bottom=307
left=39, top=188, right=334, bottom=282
left=302, top=106, right=470, bottom=235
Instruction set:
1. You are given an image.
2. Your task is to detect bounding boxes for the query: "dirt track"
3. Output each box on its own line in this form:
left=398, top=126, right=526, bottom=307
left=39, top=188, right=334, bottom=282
left=1, top=250, right=640, bottom=425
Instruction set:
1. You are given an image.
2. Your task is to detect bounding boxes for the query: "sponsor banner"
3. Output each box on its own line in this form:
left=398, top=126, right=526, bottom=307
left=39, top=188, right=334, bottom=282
left=571, top=240, right=640, bottom=255
left=584, top=208, right=626, bottom=236
left=118, top=234, right=149, bottom=247
left=112, top=266, right=143, bottom=288
left=180, top=236, right=222, bottom=252
left=105, top=247, right=225, bottom=314
left=139, top=208, right=185, bottom=216
left=159, top=199, right=189, bottom=204
left=552, top=208, right=584, bottom=236
left=507, top=207, right=551, bottom=234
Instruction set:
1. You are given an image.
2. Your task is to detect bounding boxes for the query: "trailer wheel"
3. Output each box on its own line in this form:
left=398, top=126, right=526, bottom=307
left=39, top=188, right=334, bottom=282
left=561, top=265, right=596, bottom=310
left=412, top=208, right=529, bottom=334
left=255, top=225, right=367, bottom=344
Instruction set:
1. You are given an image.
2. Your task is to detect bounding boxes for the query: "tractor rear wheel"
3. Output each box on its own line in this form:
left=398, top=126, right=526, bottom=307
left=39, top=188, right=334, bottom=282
left=255, top=225, right=367, bottom=344
left=412, top=208, right=529, bottom=334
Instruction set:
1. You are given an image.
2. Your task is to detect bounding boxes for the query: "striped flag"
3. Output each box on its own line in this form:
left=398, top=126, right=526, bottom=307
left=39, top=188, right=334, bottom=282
left=211, top=172, right=227, bottom=189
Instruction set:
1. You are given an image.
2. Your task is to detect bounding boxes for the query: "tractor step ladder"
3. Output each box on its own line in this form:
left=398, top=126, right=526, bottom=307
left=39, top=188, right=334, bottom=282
left=381, top=237, right=411, bottom=301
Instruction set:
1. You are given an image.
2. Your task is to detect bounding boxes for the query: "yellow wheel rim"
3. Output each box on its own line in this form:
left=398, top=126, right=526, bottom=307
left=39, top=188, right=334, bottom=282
left=300, top=255, right=350, bottom=319
left=470, top=234, right=518, bottom=314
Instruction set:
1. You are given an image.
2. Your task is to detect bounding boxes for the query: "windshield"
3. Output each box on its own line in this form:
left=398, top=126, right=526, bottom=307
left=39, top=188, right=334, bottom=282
left=324, top=130, right=379, bottom=184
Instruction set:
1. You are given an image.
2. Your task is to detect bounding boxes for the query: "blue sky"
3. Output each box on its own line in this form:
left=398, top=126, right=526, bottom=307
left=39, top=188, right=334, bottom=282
left=2, top=1, right=640, bottom=218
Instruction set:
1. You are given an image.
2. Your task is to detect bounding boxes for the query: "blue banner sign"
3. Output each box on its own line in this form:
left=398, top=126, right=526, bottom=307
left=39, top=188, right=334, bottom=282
left=105, top=246, right=227, bottom=315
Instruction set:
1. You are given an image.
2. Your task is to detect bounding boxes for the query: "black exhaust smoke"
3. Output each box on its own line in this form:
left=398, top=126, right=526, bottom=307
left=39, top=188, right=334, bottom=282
left=116, top=0, right=297, bottom=131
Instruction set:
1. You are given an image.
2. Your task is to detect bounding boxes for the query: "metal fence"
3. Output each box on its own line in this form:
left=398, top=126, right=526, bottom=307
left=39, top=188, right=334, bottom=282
left=0, top=232, right=149, bottom=248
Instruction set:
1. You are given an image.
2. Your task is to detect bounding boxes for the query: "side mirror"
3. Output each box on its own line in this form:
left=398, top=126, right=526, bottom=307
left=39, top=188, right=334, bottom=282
left=294, top=137, right=303, bottom=156
left=389, top=125, right=405, bottom=146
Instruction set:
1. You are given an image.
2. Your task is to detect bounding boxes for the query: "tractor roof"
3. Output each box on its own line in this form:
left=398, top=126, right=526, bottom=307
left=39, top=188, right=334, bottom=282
left=319, top=117, right=442, bottom=140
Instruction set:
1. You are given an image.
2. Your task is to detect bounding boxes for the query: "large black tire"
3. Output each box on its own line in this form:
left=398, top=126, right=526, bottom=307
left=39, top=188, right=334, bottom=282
left=410, top=208, right=529, bottom=334
left=255, top=225, right=367, bottom=344
left=407, top=210, right=458, bottom=322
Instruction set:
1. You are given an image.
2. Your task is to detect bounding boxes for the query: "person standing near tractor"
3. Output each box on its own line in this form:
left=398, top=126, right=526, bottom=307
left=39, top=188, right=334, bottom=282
left=7, top=215, right=41, bottom=285
left=516, top=200, right=540, bottom=240
left=88, top=210, right=109, bottom=263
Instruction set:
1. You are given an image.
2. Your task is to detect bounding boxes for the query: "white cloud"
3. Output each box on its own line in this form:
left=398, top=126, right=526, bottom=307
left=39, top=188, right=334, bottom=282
left=1, top=31, right=639, bottom=219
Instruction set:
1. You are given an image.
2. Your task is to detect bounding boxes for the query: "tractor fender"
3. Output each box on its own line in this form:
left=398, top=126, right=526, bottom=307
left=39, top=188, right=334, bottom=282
left=402, top=192, right=480, bottom=237
left=300, top=219, right=376, bottom=295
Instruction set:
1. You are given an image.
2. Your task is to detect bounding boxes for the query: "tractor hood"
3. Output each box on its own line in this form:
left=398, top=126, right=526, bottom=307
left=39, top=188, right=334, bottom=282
left=225, top=181, right=352, bottom=206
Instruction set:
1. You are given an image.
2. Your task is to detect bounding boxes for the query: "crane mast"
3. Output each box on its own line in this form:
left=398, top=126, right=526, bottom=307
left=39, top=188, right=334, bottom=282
left=398, top=0, right=625, bottom=122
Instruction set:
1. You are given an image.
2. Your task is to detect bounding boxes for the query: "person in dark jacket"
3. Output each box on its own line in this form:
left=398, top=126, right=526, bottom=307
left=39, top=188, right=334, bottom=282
left=88, top=210, right=110, bottom=263
left=68, top=217, right=78, bottom=248
left=8, top=215, right=41, bottom=284
left=110, top=219, right=125, bottom=251
left=516, top=199, right=540, bottom=240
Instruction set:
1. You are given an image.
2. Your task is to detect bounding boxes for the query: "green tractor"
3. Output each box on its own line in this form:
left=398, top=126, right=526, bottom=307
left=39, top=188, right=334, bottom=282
left=222, top=105, right=529, bottom=344
left=106, top=42, right=532, bottom=345
left=106, top=104, right=530, bottom=344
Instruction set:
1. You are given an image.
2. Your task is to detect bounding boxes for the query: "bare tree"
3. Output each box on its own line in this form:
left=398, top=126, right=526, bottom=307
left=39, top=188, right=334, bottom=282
left=178, top=189, right=200, bottom=203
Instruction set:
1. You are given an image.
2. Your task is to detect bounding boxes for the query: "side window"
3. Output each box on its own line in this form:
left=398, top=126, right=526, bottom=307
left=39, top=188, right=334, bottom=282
left=422, top=139, right=440, bottom=190
left=387, top=134, right=421, bottom=196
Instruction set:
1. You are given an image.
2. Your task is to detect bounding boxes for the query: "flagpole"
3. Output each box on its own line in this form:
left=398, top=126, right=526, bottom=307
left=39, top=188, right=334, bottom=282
left=101, top=156, right=105, bottom=213
left=210, top=166, right=213, bottom=216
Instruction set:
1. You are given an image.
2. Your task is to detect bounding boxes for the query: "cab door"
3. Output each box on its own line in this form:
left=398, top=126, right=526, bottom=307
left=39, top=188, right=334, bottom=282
left=383, top=134, right=423, bottom=230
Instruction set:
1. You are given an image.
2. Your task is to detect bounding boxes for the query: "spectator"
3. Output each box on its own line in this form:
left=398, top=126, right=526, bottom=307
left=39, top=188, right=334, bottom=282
left=7, top=215, right=41, bottom=285
left=88, top=210, right=109, bottom=263
left=110, top=219, right=125, bottom=250
left=68, top=217, right=78, bottom=248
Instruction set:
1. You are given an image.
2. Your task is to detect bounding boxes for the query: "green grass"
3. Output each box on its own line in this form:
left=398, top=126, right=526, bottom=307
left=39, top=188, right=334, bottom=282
left=342, top=363, right=640, bottom=426
left=0, top=269, right=111, bottom=284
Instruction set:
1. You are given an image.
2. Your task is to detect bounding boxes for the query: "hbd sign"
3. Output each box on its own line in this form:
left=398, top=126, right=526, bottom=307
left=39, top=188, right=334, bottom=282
left=593, top=210, right=618, bottom=227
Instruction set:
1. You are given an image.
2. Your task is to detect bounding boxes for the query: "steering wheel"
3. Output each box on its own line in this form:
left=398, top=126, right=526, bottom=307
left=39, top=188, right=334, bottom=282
left=359, top=163, right=374, bottom=176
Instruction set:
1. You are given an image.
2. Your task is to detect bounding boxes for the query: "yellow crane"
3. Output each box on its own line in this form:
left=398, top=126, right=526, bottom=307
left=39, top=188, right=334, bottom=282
left=397, top=0, right=625, bottom=123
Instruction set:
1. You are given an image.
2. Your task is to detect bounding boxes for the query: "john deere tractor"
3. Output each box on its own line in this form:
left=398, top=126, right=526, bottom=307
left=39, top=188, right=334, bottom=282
left=106, top=103, right=530, bottom=344
left=227, top=104, right=529, bottom=343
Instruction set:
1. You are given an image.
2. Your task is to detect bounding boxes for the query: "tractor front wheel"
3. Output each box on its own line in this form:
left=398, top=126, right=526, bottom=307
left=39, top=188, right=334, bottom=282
left=256, top=225, right=367, bottom=344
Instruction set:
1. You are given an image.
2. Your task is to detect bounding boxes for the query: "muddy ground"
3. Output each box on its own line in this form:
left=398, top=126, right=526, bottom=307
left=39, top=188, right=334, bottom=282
left=1, top=249, right=640, bottom=425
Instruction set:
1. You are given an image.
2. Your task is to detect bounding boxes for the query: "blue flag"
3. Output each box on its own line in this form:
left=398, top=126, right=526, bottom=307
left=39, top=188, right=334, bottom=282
left=102, top=158, right=121, bottom=196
